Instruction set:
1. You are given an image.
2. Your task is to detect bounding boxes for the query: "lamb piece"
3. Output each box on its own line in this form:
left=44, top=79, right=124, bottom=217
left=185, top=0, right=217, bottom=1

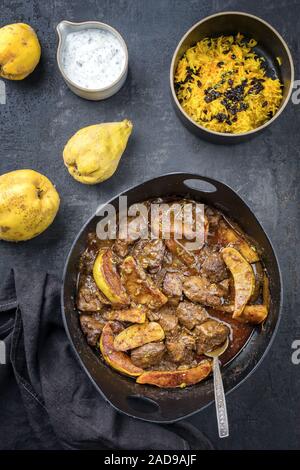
left=163, top=272, right=183, bottom=305
left=166, top=330, right=196, bottom=363
left=165, top=239, right=199, bottom=273
left=146, top=310, right=161, bottom=322
left=77, top=274, right=110, bottom=312
left=121, top=256, right=168, bottom=309
left=131, top=342, right=166, bottom=368
left=176, top=301, right=209, bottom=330
left=113, top=239, right=134, bottom=258
left=79, top=233, right=103, bottom=273
left=166, top=341, right=187, bottom=363
left=80, top=314, right=106, bottom=347
left=205, top=207, right=221, bottom=230
left=201, top=252, right=228, bottom=283
left=163, top=248, right=173, bottom=265
left=113, top=212, right=148, bottom=257
left=151, top=267, right=167, bottom=289
left=157, top=307, right=178, bottom=333
left=132, top=239, right=165, bottom=273
left=197, top=244, right=214, bottom=265
left=195, top=319, right=230, bottom=355
left=183, top=276, right=224, bottom=307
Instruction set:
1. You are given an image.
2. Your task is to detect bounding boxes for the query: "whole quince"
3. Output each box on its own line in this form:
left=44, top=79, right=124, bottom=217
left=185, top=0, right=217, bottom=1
left=63, top=120, right=133, bottom=184
left=0, top=170, right=60, bottom=241
left=0, top=23, right=41, bottom=80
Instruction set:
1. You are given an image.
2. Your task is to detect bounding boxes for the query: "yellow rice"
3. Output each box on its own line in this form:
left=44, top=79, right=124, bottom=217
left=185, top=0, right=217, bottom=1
left=174, top=33, right=283, bottom=134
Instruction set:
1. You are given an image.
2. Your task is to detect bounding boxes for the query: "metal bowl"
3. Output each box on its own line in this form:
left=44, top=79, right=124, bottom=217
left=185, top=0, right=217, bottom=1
left=170, top=11, right=294, bottom=143
left=56, top=20, right=128, bottom=101
left=61, top=173, right=282, bottom=423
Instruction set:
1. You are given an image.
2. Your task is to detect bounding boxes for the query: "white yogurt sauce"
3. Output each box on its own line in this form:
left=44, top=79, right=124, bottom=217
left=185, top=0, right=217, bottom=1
left=62, top=28, right=126, bottom=89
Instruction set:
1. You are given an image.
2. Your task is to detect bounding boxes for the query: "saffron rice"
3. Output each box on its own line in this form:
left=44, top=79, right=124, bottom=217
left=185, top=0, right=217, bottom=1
left=174, top=33, right=283, bottom=134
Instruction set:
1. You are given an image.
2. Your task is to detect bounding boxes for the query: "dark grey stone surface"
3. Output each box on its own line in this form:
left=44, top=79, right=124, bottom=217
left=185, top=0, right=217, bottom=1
left=0, top=0, right=299, bottom=450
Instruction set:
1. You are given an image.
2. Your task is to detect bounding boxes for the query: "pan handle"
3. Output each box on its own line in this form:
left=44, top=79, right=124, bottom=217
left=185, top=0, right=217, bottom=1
left=160, top=173, right=250, bottom=212
left=180, top=174, right=231, bottom=204
left=138, top=173, right=231, bottom=205
left=183, top=177, right=218, bottom=194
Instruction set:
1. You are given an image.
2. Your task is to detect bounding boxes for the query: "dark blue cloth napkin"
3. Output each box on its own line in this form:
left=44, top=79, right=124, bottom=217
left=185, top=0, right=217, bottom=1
left=0, top=269, right=213, bottom=450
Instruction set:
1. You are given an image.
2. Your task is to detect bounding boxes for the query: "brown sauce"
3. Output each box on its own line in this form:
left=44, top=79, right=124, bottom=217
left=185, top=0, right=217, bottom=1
left=208, top=310, right=253, bottom=365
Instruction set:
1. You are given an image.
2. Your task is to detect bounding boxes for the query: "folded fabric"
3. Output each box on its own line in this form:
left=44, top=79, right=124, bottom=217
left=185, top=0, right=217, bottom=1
left=0, top=269, right=213, bottom=450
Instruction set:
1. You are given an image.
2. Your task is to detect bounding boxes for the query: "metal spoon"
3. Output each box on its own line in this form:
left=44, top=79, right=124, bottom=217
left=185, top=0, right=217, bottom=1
left=205, top=338, right=229, bottom=438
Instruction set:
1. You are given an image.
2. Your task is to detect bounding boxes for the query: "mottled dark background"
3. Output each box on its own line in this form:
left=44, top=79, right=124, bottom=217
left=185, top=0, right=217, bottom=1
left=0, top=0, right=299, bottom=450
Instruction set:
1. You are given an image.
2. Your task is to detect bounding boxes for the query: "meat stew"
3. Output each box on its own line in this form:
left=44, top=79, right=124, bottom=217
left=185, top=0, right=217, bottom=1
left=77, top=199, right=270, bottom=388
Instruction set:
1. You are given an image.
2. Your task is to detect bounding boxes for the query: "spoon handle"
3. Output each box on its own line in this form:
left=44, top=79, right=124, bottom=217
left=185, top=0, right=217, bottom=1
left=213, top=357, right=229, bottom=438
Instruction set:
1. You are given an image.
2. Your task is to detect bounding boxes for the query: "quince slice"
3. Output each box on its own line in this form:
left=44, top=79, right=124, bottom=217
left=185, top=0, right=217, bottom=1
left=106, top=306, right=147, bottom=324
left=214, top=304, right=268, bottom=324
left=222, top=247, right=255, bottom=319
left=113, top=322, right=165, bottom=352
left=165, top=239, right=199, bottom=274
left=136, top=359, right=212, bottom=388
left=93, top=249, right=130, bottom=306
left=100, top=322, right=143, bottom=377
left=236, top=304, right=268, bottom=324
left=217, top=220, right=259, bottom=263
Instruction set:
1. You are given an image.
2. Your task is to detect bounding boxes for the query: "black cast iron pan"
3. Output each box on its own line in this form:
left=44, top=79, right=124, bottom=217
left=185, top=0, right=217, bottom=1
left=61, top=173, right=282, bottom=423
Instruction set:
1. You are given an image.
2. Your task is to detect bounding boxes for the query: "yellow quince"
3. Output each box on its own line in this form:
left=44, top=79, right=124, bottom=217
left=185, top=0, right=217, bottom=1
left=63, top=120, right=133, bottom=184
left=0, top=169, right=60, bottom=241
left=0, top=23, right=41, bottom=80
